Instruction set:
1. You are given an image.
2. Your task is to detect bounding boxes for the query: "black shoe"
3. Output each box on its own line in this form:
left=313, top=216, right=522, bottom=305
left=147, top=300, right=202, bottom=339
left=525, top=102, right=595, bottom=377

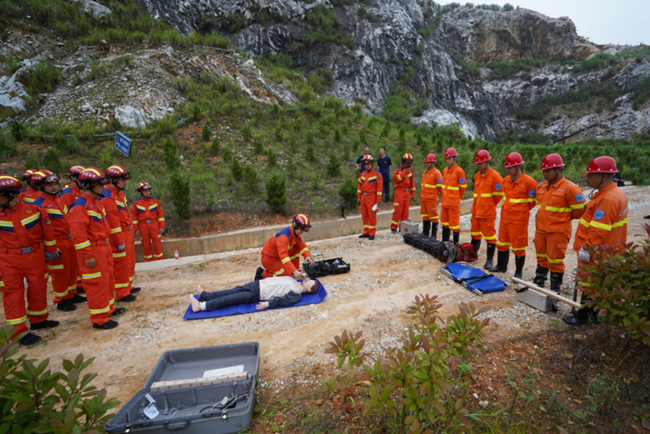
left=484, top=244, right=496, bottom=269
left=645, top=215, right=650, bottom=219
left=471, top=238, right=481, bottom=256
left=487, top=250, right=509, bottom=273
left=514, top=255, right=525, bottom=279
left=254, top=267, right=264, bottom=281
left=19, top=333, right=42, bottom=346
left=30, top=320, right=60, bottom=331
left=452, top=231, right=460, bottom=245
left=550, top=272, right=564, bottom=294
left=562, top=306, right=593, bottom=326
left=359, top=234, right=369, bottom=238
left=430, top=223, right=438, bottom=240
left=68, top=293, right=87, bottom=304
left=368, top=235, right=375, bottom=240
left=76, top=286, right=85, bottom=294
left=391, top=229, right=397, bottom=234
left=532, top=265, right=549, bottom=288
left=111, top=307, right=127, bottom=316
left=56, top=299, right=77, bottom=312
left=422, top=221, right=431, bottom=237
left=93, top=320, right=119, bottom=330
left=130, top=287, right=141, bottom=294
left=117, top=294, right=137, bottom=302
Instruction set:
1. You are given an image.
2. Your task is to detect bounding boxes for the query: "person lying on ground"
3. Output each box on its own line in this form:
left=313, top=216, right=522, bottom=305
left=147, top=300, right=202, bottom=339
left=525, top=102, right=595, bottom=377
left=189, top=277, right=319, bottom=313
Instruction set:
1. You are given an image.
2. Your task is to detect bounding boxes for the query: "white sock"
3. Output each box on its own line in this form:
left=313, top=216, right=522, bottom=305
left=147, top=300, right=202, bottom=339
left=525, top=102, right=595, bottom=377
left=200, top=302, right=206, bottom=311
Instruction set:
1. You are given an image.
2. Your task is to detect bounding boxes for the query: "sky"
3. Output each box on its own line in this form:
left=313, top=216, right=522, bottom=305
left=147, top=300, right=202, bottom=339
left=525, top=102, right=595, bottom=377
left=498, top=0, right=648, bottom=46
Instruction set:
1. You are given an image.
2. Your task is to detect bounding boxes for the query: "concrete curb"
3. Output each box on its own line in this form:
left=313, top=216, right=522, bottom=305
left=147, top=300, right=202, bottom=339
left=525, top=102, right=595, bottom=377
left=134, top=199, right=474, bottom=262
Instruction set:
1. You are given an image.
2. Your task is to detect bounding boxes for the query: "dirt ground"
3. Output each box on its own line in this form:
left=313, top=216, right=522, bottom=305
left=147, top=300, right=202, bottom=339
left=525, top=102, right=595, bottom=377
left=3, top=185, right=650, bottom=413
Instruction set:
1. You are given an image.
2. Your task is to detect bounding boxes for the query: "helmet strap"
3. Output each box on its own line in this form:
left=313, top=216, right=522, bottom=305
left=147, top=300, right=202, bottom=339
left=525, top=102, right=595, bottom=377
left=0, top=193, right=17, bottom=212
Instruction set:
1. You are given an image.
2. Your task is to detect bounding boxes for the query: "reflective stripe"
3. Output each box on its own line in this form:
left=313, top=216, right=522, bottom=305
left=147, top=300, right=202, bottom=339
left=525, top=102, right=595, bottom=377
left=154, top=253, right=163, bottom=257
left=7, top=316, right=27, bottom=325
left=48, top=264, right=64, bottom=270
left=129, top=276, right=134, bottom=281
left=83, top=272, right=102, bottom=279
left=113, top=252, right=127, bottom=258
left=87, top=210, right=103, bottom=219
left=281, top=257, right=291, bottom=264
left=67, top=284, right=77, bottom=290
left=0, top=281, right=4, bottom=287
left=357, top=190, right=361, bottom=193
left=545, top=206, right=572, bottom=212
left=391, top=220, right=399, bottom=225
left=512, top=247, right=527, bottom=251
left=570, top=203, right=585, bottom=210
left=21, top=213, right=39, bottom=227
left=548, top=258, right=564, bottom=264
left=299, top=247, right=309, bottom=256
left=109, top=298, right=115, bottom=305
left=89, top=305, right=111, bottom=315
left=449, top=225, right=460, bottom=230
left=376, top=192, right=382, bottom=195
left=423, top=184, right=437, bottom=188
left=579, top=218, right=590, bottom=228
left=115, top=282, right=130, bottom=288
left=470, top=231, right=482, bottom=236
left=158, top=218, right=165, bottom=222
left=75, top=240, right=91, bottom=250
left=26, top=309, right=48, bottom=316
left=393, top=203, right=399, bottom=206
left=480, top=193, right=493, bottom=198
left=590, top=221, right=612, bottom=231
left=367, top=225, right=376, bottom=229
left=132, top=220, right=139, bottom=224
left=483, top=235, right=496, bottom=241
left=421, top=214, right=429, bottom=217
left=473, top=194, right=478, bottom=198
left=613, top=218, right=627, bottom=228
left=446, top=186, right=459, bottom=190
left=144, top=254, right=153, bottom=259
left=497, top=241, right=511, bottom=246
left=53, top=289, right=69, bottom=297
left=45, top=209, right=63, bottom=216
left=110, top=227, right=122, bottom=234
left=508, top=198, right=531, bottom=203
left=273, top=268, right=285, bottom=277
left=44, top=240, right=56, bottom=247
left=536, top=253, right=547, bottom=258
left=368, top=176, right=377, bottom=181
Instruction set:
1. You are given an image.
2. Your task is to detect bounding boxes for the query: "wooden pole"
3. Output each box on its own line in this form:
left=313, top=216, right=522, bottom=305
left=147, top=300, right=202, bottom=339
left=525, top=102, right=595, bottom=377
left=511, top=277, right=582, bottom=310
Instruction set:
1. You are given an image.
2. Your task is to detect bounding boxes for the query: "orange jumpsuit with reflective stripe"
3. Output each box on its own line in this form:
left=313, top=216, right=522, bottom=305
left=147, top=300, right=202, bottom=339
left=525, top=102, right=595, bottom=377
left=103, top=185, right=135, bottom=299
left=261, top=226, right=311, bottom=278
left=573, top=183, right=628, bottom=292
left=59, top=182, right=84, bottom=288
left=470, top=167, right=504, bottom=244
left=441, top=164, right=467, bottom=232
left=390, top=166, right=415, bottom=230
left=497, top=173, right=538, bottom=257
left=68, top=193, right=116, bottom=326
left=33, top=194, right=79, bottom=303
left=18, top=187, right=40, bottom=204
left=534, top=177, right=585, bottom=273
left=357, top=169, right=383, bottom=236
left=420, top=168, right=442, bottom=223
left=0, top=200, right=57, bottom=339
left=132, top=197, right=165, bottom=261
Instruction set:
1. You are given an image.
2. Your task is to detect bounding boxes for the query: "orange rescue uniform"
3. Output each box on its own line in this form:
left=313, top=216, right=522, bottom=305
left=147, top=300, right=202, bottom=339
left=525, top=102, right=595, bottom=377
left=573, top=183, right=628, bottom=291
left=68, top=193, right=116, bottom=326
left=0, top=200, right=57, bottom=338
left=33, top=194, right=79, bottom=303
left=103, top=185, right=136, bottom=299
left=420, top=168, right=442, bottom=223
left=440, top=164, right=467, bottom=232
left=18, top=187, right=40, bottom=204
left=390, top=166, right=415, bottom=230
left=261, top=226, right=311, bottom=278
left=132, top=196, right=166, bottom=261
left=59, top=182, right=84, bottom=288
left=497, top=173, right=538, bottom=256
left=534, top=177, right=585, bottom=273
left=357, top=168, right=383, bottom=236
left=470, top=167, right=504, bottom=244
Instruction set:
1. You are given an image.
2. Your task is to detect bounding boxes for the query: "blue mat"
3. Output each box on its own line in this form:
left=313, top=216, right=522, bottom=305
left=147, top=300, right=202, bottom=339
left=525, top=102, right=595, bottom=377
left=445, top=263, right=505, bottom=293
left=183, top=279, right=328, bottom=320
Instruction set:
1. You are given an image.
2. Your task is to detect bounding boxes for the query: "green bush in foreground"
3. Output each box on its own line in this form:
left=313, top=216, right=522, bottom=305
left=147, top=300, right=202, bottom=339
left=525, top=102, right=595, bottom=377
left=0, top=325, right=120, bottom=433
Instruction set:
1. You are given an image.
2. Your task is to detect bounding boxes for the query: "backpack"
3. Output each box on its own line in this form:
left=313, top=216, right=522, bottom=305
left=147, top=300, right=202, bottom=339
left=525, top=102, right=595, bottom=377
left=303, top=258, right=351, bottom=277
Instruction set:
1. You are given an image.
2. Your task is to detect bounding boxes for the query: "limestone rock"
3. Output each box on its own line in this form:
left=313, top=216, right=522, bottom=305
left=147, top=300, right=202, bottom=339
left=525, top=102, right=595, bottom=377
left=71, top=0, right=112, bottom=19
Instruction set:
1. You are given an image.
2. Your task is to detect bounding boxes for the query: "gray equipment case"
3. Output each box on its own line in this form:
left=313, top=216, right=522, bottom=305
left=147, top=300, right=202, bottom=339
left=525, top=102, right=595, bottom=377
left=517, top=288, right=556, bottom=312
left=105, top=342, right=260, bottom=434
left=400, top=220, right=419, bottom=234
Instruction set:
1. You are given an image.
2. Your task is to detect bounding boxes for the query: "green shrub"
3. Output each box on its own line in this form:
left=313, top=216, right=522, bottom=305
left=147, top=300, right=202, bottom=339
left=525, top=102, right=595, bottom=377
left=9, top=120, right=24, bottom=140
left=243, top=165, right=259, bottom=194
left=163, top=138, right=181, bottom=170
left=338, top=178, right=358, bottom=209
left=202, top=124, right=211, bottom=141
left=306, top=131, right=315, bottom=145
left=631, top=76, right=650, bottom=110
left=230, top=159, right=243, bottom=180
left=286, top=158, right=297, bottom=180
left=266, top=149, right=277, bottom=168
left=25, top=152, right=39, bottom=170
left=326, top=153, right=341, bottom=177
left=222, top=146, right=233, bottom=163
left=486, top=57, right=548, bottom=80
left=168, top=171, right=191, bottom=219
left=253, top=138, right=264, bottom=154
left=242, top=124, right=252, bottom=142
left=190, top=105, right=202, bottom=121
left=502, top=3, right=514, bottom=11
left=43, top=148, right=62, bottom=173
left=56, top=135, right=80, bottom=155
left=274, top=126, right=284, bottom=142
left=383, top=87, right=413, bottom=123
left=265, top=173, right=287, bottom=214
left=288, top=136, right=298, bottom=154
left=0, top=132, right=17, bottom=158
left=305, top=145, right=317, bottom=163
left=27, top=61, right=61, bottom=94
left=298, top=5, right=356, bottom=50
left=519, top=131, right=552, bottom=145
left=0, top=325, right=121, bottom=433
left=209, top=138, right=220, bottom=155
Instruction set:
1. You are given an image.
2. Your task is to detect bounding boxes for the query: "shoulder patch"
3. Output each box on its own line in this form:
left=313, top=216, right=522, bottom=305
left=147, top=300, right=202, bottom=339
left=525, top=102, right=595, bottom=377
left=529, top=190, right=536, bottom=198
left=495, top=183, right=502, bottom=191
left=438, top=178, right=443, bottom=183
left=44, top=216, right=52, bottom=225
left=459, top=178, right=465, bottom=184
left=575, top=193, right=584, bottom=203
left=594, top=210, right=605, bottom=221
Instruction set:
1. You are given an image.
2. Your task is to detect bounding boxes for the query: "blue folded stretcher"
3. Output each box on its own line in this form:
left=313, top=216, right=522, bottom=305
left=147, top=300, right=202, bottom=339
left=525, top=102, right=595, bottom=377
left=183, top=279, right=328, bottom=320
left=442, top=262, right=508, bottom=296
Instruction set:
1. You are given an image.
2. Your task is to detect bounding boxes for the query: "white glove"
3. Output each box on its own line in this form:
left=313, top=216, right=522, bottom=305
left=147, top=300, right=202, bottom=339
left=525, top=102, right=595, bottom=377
left=578, top=247, right=590, bottom=263
left=117, top=243, right=126, bottom=252
left=372, top=203, right=378, bottom=211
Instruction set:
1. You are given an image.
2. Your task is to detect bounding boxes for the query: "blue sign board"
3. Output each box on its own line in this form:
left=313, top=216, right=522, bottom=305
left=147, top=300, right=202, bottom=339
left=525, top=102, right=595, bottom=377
left=115, top=131, right=132, bottom=158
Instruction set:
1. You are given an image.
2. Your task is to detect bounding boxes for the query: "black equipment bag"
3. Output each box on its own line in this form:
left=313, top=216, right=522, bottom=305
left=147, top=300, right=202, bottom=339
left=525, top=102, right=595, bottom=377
left=437, top=241, right=458, bottom=264
left=413, top=234, right=428, bottom=250
left=403, top=233, right=419, bottom=246
left=422, top=238, right=444, bottom=257
left=303, top=258, right=351, bottom=277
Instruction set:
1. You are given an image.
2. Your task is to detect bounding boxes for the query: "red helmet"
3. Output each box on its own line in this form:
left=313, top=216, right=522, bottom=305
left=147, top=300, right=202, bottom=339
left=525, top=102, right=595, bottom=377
left=503, top=152, right=524, bottom=168
left=584, top=156, right=618, bottom=174
left=474, top=150, right=491, bottom=164
left=78, top=168, right=109, bottom=187
left=293, top=213, right=312, bottom=230
left=444, top=148, right=457, bottom=159
left=0, top=175, right=22, bottom=195
left=106, top=165, right=131, bottom=180
left=402, top=153, right=413, bottom=161
left=137, top=182, right=152, bottom=192
left=22, top=169, right=36, bottom=181
left=31, top=170, right=60, bottom=188
left=67, top=165, right=85, bottom=179
left=362, top=155, right=375, bottom=163
left=539, top=154, right=565, bottom=170
left=424, top=153, right=436, bottom=163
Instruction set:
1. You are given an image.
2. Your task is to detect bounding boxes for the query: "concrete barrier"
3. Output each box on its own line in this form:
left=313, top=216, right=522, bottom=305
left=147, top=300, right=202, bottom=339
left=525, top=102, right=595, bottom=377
left=134, top=199, right=474, bottom=262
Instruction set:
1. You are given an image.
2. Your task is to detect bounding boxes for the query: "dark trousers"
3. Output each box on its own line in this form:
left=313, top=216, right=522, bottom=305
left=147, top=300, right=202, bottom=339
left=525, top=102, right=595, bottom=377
left=381, top=172, right=390, bottom=201
left=199, top=281, right=260, bottom=311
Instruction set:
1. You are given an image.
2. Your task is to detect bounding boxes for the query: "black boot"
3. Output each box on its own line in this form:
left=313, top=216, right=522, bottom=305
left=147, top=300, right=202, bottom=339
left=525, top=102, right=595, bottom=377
left=422, top=220, right=431, bottom=237
left=563, top=292, right=594, bottom=325
left=442, top=228, right=450, bottom=242
left=487, top=250, right=509, bottom=272
left=514, top=255, right=525, bottom=279
left=254, top=267, right=264, bottom=281
left=471, top=238, right=481, bottom=256
left=550, top=272, right=563, bottom=294
left=452, top=231, right=460, bottom=245
left=484, top=244, right=496, bottom=269
left=532, top=265, right=549, bottom=288
left=430, top=223, right=438, bottom=240
left=56, top=299, right=77, bottom=312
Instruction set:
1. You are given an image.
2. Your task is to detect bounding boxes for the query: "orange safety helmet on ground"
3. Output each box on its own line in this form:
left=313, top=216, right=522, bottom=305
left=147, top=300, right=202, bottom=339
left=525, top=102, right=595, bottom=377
left=292, top=213, right=312, bottom=230
left=106, top=164, right=131, bottom=180
left=361, top=155, right=375, bottom=164
left=444, top=148, right=458, bottom=159
left=78, top=167, right=109, bottom=187
left=22, top=169, right=35, bottom=181
left=539, top=154, right=565, bottom=170
left=137, top=182, right=152, bottom=192
left=31, top=170, right=60, bottom=188
left=424, top=153, right=437, bottom=163
left=401, top=153, right=414, bottom=161
left=584, top=156, right=618, bottom=174
left=503, top=152, right=525, bottom=168
left=474, top=150, right=491, bottom=164
left=67, top=165, right=85, bottom=179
